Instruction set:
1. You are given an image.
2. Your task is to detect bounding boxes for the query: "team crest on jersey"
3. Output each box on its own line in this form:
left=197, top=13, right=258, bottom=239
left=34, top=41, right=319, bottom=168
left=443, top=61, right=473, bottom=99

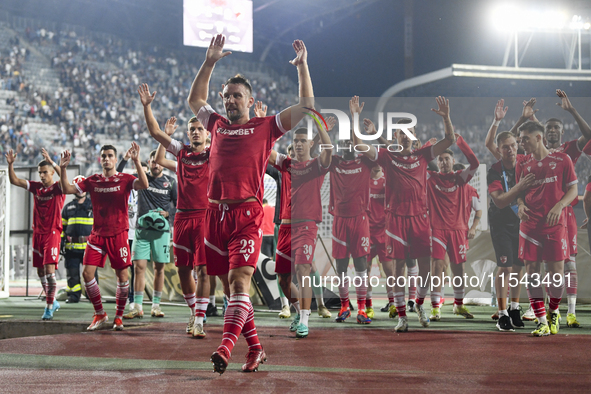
left=527, top=166, right=531, bottom=172
left=373, top=180, right=378, bottom=185
left=411, top=155, right=417, bottom=160
left=403, top=156, right=408, bottom=160
left=549, top=162, right=556, bottom=170
left=500, top=256, right=507, bottom=264
left=163, top=182, right=170, bottom=188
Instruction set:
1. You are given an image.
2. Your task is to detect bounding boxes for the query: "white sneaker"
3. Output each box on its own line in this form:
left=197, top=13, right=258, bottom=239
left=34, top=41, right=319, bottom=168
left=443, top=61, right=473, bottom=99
left=522, top=306, right=536, bottom=321
left=278, top=305, right=291, bottom=319
left=416, top=304, right=430, bottom=327
left=151, top=305, right=165, bottom=317
left=395, top=316, right=408, bottom=332
left=186, top=314, right=195, bottom=334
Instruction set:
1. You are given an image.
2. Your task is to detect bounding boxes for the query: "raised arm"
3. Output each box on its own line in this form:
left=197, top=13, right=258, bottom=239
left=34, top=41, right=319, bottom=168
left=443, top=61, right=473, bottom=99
left=58, top=150, right=79, bottom=195
left=317, top=116, right=333, bottom=168
left=350, top=96, right=376, bottom=160
left=485, top=99, right=507, bottom=160
left=5, top=150, right=27, bottom=189
left=364, top=118, right=388, bottom=147
left=278, top=40, right=314, bottom=131
left=154, top=117, right=180, bottom=172
left=41, top=148, right=61, bottom=177
left=116, top=146, right=131, bottom=173
left=431, top=96, right=456, bottom=157
left=455, top=134, right=479, bottom=183
left=254, top=101, right=268, bottom=118
left=130, top=142, right=149, bottom=191
left=556, top=89, right=591, bottom=150
left=138, top=83, right=172, bottom=149
left=508, top=98, right=538, bottom=136
left=187, top=34, right=231, bottom=115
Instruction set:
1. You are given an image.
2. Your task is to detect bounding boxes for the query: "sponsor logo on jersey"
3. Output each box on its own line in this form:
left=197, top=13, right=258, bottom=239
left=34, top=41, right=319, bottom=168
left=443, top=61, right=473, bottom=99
left=36, top=195, right=55, bottom=201
left=532, top=175, right=557, bottom=186
left=217, top=127, right=255, bottom=136
left=392, top=159, right=421, bottom=170
left=181, top=157, right=207, bottom=166
left=369, top=193, right=385, bottom=199
left=335, top=166, right=363, bottom=175
left=435, top=184, right=458, bottom=193
left=147, top=186, right=170, bottom=195
left=94, top=186, right=121, bottom=193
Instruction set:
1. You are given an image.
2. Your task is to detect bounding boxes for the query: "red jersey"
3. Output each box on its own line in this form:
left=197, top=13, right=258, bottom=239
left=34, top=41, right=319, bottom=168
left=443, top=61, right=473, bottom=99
left=273, top=153, right=292, bottom=220
left=555, top=139, right=583, bottom=207
left=75, top=172, right=136, bottom=236
left=427, top=171, right=476, bottom=231
left=329, top=155, right=374, bottom=217
left=197, top=105, right=288, bottom=203
left=167, top=139, right=209, bottom=210
left=27, top=181, right=65, bottom=234
left=281, top=156, right=328, bottom=223
left=516, top=152, right=577, bottom=229
left=368, top=176, right=386, bottom=231
left=376, top=145, right=435, bottom=216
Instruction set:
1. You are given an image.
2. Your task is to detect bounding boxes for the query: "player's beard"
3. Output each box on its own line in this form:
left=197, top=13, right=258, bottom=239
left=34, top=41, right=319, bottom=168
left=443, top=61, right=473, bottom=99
left=227, top=108, right=243, bottom=122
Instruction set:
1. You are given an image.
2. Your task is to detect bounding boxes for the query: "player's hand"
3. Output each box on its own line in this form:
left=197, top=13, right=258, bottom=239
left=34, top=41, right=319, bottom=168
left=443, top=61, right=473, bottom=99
left=468, top=227, right=477, bottom=239
left=494, top=99, right=508, bottom=122
left=517, top=173, right=535, bottom=191
left=325, top=116, right=337, bottom=132
left=165, top=116, right=178, bottom=136
left=431, top=96, right=450, bottom=118
left=349, top=96, right=365, bottom=115
left=60, top=150, right=71, bottom=168
left=130, top=142, right=140, bottom=161
left=364, top=118, right=377, bottom=134
left=123, top=146, right=132, bottom=161
left=5, top=149, right=16, bottom=164
left=518, top=204, right=530, bottom=222
left=41, top=148, right=52, bottom=163
left=205, top=34, right=231, bottom=66
left=521, top=98, right=538, bottom=120
left=138, top=83, right=156, bottom=107
left=254, top=101, right=268, bottom=117
left=556, top=89, right=575, bottom=113
left=580, top=217, right=588, bottom=230
left=289, top=39, right=307, bottom=67
left=158, top=210, right=169, bottom=218
left=546, top=202, right=564, bottom=226
left=429, top=137, right=437, bottom=145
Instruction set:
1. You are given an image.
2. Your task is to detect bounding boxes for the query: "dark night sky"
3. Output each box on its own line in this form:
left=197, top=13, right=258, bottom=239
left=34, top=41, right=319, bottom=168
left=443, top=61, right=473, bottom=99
left=1, top=0, right=588, bottom=96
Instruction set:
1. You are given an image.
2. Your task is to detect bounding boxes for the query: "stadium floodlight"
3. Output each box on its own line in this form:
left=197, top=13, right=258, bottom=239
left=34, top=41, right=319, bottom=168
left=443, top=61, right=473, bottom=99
left=492, top=4, right=569, bottom=32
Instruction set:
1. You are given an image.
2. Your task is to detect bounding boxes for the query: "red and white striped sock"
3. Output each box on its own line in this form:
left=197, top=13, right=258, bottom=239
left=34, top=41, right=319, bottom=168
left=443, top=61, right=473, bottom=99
left=338, top=276, right=350, bottom=309
left=241, top=299, right=262, bottom=351
left=453, top=288, right=464, bottom=306
left=548, top=280, right=565, bottom=312
left=416, top=282, right=428, bottom=306
left=394, top=291, right=406, bottom=317
left=430, top=291, right=441, bottom=309
left=526, top=281, right=546, bottom=320
left=407, top=265, right=418, bottom=301
left=84, top=278, right=104, bottom=315
left=217, top=293, right=249, bottom=357
left=45, top=273, right=56, bottom=308
left=355, top=270, right=367, bottom=311
left=387, top=289, right=395, bottom=306
left=195, top=297, right=208, bottom=324
left=40, top=275, right=48, bottom=297
left=183, top=293, right=196, bottom=316
left=115, top=281, right=129, bottom=318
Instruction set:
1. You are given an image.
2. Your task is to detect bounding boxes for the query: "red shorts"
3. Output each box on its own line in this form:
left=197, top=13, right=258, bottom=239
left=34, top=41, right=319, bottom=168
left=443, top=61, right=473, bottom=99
left=519, top=225, right=568, bottom=262
left=32, top=230, right=61, bottom=269
left=204, top=202, right=263, bottom=276
left=566, top=206, right=577, bottom=257
left=369, top=229, right=388, bottom=262
left=292, top=221, right=318, bottom=265
left=173, top=210, right=206, bottom=268
left=432, top=228, right=468, bottom=264
left=83, top=231, right=131, bottom=270
left=385, top=212, right=431, bottom=260
left=275, top=224, right=292, bottom=274
left=332, top=214, right=370, bottom=259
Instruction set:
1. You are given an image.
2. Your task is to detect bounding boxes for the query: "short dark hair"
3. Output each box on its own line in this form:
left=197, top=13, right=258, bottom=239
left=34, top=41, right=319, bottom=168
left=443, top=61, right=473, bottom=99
left=545, top=118, right=563, bottom=125
left=225, top=74, right=252, bottom=96
left=440, top=149, right=454, bottom=157
left=263, top=198, right=268, bottom=204
left=518, top=120, right=545, bottom=135
left=397, top=118, right=413, bottom=124
left=453, top=163, right=465, bottom=171
left=188, top=116, right=198, bottom=124
left=497, top=131, right=516, bottom=145
left=287, top=144, right=293, bottom=153
left=100, top=144, right=117, bottom=156
left=38, top=160, right=51, bottom=168
left=149, top=150, right=157, bottom=159
left=294, top=128, right=308, bottom=136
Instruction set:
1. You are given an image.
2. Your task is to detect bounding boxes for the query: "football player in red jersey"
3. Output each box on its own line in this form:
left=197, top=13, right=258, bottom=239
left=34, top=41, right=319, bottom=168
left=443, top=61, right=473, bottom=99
left=6, top=148, right=65, bottom=320
left=187, top=33, right=314, bottom=374
left=516, top=121, right=578, bottom=336
left=59, top=143, right=149, bottom=331
left=487, top=91, right=591, bottom=328
left=140, top=82, right=213, bottom=339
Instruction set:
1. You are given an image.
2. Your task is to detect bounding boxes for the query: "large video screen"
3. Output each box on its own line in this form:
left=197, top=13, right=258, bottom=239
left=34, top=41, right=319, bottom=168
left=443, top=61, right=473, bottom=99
left=183, top=0, right=253, bottom=53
